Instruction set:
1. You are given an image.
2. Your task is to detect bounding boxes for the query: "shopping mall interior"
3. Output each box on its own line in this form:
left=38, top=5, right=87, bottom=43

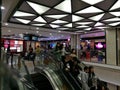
left=1, top=0, right=120, bottom=90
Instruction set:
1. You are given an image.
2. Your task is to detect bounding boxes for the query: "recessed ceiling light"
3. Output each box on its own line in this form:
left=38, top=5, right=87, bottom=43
left=96, top=26, right=108, bottom=29
left=50, top=24, right=60, bottom=28
left=94, top=22, right=104, bottom=26
left=36, top=27, right=39, bottom=30
left=36, top=31, right=39, bottom=33
left=109, top=12, right=120, bottom=17
left=46, top=15, right=67, bottom=19
left=50, top=33, right=52, bottom=35
left=104, top=17, right=120, bottom=22
left=58, top=28, right=68, bottom=30
left=110, top=0, right=120, bottom=10
left=76, top=25, right=89, bottom=28
left=27, top=1, right=50, bottom=14
left=52, top=20, right=68, bottom=23
left=81, top=0, right=103, bottom=5
left=64, top=23, right=72, bottom=27
left=84, top=28, right=92, bottom=31
left=90, top=13, right=104, bottom=21
left=72, top=15, right=83, bottom=22
left=34, top=16, right=47, bottom=23
left=58, top=31, right=61, bottom=32
left=1, top=6, right=5, bottom=10
left=5, top=23, right=8, bottom=26
left=13, top=11, right=35, bottom=17
left=76, top=22, right=93, bottom=25
left=108, top=22, right=120, bottom=26
left=76, top=6, right=103, bottom=13
left=32, top=24, right=45, bottom=26
left=54, top=0, right=72, bottom=13
left=16, top=18, right=31, bottom=24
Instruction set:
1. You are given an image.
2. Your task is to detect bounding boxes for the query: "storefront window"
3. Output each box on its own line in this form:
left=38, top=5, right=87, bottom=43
left=79, top=40, right=106, bottom=64
left=117, top=30, right=120, bottom=66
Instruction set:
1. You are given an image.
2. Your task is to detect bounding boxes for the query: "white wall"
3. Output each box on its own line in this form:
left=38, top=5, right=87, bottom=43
left=83, top=62, right=120, bottom=86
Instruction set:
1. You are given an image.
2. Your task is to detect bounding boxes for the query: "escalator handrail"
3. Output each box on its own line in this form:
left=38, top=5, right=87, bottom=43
left=59, top=69, right=75, bottom=90
left=21, top=60, right=35, bottom=87
left=35, top=66, right=62, bottom=90
left=20, top=78, right=38, bottom=90
left=68, top=72, right=82, bottom=89
left=45, top=68, right=63, bottom=90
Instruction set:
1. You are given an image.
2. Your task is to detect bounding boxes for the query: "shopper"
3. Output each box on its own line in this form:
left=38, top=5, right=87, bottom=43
left=88, top=66, right=97, bottom=90
left=35, top=45, right=41, bottom=64
left=27, top=47, right=36, bottom=66
left=77, top=66, right=90, bottom=90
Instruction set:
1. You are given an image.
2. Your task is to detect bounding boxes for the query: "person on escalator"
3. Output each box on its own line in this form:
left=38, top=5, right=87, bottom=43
left=88, top=66, right=98, bottom=90
left=78, top=66, right=90, bottom=90
left=27, top=47, right=36, bottom=66
left=71, top=59, right=80, bottom=77
left=54, top=42, right=62, bottom=61
left=63, top=54, right=73, bottom=72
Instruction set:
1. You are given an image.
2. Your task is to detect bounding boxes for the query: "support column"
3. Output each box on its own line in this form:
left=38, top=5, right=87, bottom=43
left=70, top=34, right=77, bottom=49
left=70, top=34, right=80, bottom=57
left=117, top=29, right=120, bottom=66
left=106, top=28, right=117, bottom=65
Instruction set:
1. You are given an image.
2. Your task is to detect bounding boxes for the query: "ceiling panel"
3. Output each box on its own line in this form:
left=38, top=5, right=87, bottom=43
left=7, top=0, right=120, bottom=33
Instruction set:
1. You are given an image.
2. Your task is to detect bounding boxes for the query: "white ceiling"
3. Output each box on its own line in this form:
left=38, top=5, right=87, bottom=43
left=1, top=0, right=71, bottom=40
left=2, top=0, right=120, bottom=40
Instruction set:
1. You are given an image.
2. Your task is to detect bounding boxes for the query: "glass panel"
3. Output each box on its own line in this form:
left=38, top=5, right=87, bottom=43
left=79, top=40, right=106, bottom=64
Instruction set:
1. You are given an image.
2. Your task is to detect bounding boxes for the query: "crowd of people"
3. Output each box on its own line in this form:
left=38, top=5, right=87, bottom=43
left=4, top=42, right=108, bottom=90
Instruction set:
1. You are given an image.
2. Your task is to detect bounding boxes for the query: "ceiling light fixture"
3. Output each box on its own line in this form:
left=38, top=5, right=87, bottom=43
left=5, top=23, right=8, bottom=26
left=64, top=23, right=72, bottom=27
left=104, top=17, right=120, bottom=22
left=108, top=22, right=120, bottom=26
left=84, top=28, right=92, bottom=31
left=46, top=15, right=67, bottom=19
left=90, top=13, right=104, bottom=21
left=52, top=20, right=68, bottom=23
left=13, top=11, right=35, bottom=17
left=110, top=0, right=120, bottom=10
left=109, top=12, right=120, bottom=17
left=1, top=6, right=5, bottom=10
left=27, top=1, right=50, bottom=14
left=94, top=22, right=104, bottom=26
left=81, top=0, right=104, bottom=5
left=50, top=24, right=60, bottom=28
left=76, top=6, right=103, bottom=13
left=54, top=0, right=72, bottom=13
left=58, top=31, right=61, bottom=32
left=58, top=28, right=68, bottom=30
left=76, top=22, right=93, bottom=25
left=16, top=18, right=31, bottom=24
left=36, top=27, right=39, bottom=30
left=72, top=15, right=83, bottom=22
left=36, top=31, right=39, bottom=33
left=34, top=16, right=47, bottom=23
left=32, top=24, right=45, bottom=26
left=76, top=25, right=89, bottom=28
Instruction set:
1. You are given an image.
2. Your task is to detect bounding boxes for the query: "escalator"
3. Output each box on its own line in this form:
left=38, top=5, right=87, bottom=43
left=24, top=73, right=53, bottom=90
left=62, top=70, right=82, bottom=90
left=21, top=51, right=83, bottom=90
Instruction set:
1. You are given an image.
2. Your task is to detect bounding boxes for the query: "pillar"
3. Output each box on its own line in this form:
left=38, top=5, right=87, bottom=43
left=70, top=34, right=80, bottom=57
left=106, top=28, right=117, bottom=65
left=117, top=29, right=120, bottom=66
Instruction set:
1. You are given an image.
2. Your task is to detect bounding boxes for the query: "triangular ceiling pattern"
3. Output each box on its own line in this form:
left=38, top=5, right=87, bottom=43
left=8, top=0, right=120, bottom=33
